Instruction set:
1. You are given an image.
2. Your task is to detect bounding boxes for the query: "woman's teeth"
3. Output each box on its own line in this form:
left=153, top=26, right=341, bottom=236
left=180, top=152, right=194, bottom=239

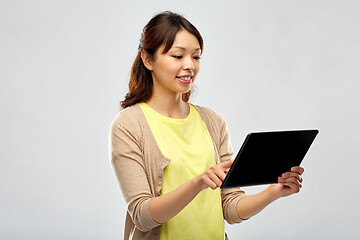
left=178, top=76, right=191, bottom=81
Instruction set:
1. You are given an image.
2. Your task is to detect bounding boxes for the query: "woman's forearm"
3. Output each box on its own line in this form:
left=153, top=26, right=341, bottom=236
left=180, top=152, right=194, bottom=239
left=236, top=187, right=279, bottom=220
left=149, top=160, right=232, bottom=224
left=236, top=167, right=304, bottom=220
left=149, top=178, right=201, bottom=224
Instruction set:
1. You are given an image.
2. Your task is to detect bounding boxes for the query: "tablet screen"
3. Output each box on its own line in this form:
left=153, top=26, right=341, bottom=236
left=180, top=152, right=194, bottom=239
left=221, top=129, right=319, bottom=189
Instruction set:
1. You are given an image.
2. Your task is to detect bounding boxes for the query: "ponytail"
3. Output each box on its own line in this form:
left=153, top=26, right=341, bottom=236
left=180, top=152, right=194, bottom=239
left=120, top=52, right=153, bottom=109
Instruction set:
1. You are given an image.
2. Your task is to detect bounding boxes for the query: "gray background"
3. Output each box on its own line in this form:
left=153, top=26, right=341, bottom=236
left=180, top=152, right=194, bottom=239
left=1, top=0, right=359, bottom=239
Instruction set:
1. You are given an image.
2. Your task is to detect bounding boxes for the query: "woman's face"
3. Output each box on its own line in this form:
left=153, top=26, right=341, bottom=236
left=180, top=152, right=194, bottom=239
left=147, top=29, right=201, bottom=98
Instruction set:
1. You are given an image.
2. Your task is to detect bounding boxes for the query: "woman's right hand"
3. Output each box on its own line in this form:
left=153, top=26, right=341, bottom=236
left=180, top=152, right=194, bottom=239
left=195, top=160, right=234, bottom=191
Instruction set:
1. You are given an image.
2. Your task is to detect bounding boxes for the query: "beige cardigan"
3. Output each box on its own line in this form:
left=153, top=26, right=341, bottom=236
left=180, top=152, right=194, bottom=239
left=110, top=103, right=246, bottom=239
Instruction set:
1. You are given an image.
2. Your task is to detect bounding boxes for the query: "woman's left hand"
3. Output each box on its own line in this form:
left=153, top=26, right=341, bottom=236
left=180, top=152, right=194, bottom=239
left=268, top=166, right=305, bottom=198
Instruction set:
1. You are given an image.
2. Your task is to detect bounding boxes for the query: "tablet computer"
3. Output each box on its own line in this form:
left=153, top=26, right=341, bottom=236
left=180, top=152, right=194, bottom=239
left=220, top=129, right=319, bottom=189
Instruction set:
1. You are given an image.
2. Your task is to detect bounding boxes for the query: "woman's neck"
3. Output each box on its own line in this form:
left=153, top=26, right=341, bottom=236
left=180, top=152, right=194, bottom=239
left=144, top=93, right=190, bottom=119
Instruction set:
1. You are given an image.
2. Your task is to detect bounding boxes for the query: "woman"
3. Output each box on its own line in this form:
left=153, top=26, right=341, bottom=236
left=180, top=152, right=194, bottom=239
left=110, top=11, right=304, bottom=240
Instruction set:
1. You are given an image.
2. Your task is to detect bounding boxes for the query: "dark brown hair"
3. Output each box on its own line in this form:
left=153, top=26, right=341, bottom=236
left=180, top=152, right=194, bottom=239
left=120, top=11, right=203, bottom=109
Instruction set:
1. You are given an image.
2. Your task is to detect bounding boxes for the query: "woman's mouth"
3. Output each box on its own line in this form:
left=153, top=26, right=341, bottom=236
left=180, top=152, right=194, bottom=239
left=176, top=75, right=193, bottom=84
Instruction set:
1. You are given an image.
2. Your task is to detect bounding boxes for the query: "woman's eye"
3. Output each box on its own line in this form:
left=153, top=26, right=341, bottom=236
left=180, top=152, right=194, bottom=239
left=193, top=56, right=201, bottom=60
left=172, top=55, right=183, bottom=59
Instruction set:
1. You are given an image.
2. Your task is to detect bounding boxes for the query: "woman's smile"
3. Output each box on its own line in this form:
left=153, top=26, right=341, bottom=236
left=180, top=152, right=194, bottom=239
left=176, top=74, right=193, bottom=84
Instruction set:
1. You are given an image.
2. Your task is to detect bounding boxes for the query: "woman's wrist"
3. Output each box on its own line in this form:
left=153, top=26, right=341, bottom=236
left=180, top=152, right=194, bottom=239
left=265, top=185, right=282, bottom=201
left=191, top=176, right=207, bottom=193
left=267, top=183, right=297, bottom=200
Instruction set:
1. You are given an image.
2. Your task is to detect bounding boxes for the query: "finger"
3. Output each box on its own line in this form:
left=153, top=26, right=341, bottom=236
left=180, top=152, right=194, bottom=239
left=290, top=166, right=304, bottom=175
left=282, top=181, right=302, bottom=193
left=278, top=176, right=301, bottom=187
left=203, top=177, right=217, bottom=190
left=219, top=160, right=234, bottom=170
left=278, top=177, right=301, bottom=188
left=213, top=167, right=227, bottom=181
left=288, top=176, right=301, bottom=186
left=208, top=173, right=223, bottom=188
left=281, top=172, right=303, bottom=182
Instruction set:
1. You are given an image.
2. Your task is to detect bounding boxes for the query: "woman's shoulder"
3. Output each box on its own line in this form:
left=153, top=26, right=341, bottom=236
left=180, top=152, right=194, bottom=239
left=110, top=103, right=144, bottom=133
left=192, top=104, right=226, bottom=124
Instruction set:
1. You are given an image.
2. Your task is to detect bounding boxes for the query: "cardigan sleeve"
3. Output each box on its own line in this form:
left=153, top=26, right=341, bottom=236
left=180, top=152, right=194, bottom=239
left=217, top=115, right=247, bottom=224
left=110, top=114, right=161, bottom=232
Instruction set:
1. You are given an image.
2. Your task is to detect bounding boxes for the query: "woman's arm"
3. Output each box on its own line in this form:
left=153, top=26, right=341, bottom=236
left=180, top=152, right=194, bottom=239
left=149, top=160, right=233, bottom=223
left=236, top=166, right=304, bottom=219
left=150, top=164, right=304, bottom=223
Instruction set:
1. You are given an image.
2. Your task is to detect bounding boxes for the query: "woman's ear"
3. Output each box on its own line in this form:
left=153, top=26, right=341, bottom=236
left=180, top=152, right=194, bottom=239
left=141, top=50, right=153, bottom=71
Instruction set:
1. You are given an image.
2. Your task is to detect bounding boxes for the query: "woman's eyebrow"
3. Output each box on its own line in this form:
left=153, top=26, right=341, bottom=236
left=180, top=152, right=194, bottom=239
left=171, top=46, right=201, bottom=52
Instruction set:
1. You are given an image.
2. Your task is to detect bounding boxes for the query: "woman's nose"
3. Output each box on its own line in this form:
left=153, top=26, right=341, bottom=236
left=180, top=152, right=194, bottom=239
left=183, top=57, right=195, bottom=71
